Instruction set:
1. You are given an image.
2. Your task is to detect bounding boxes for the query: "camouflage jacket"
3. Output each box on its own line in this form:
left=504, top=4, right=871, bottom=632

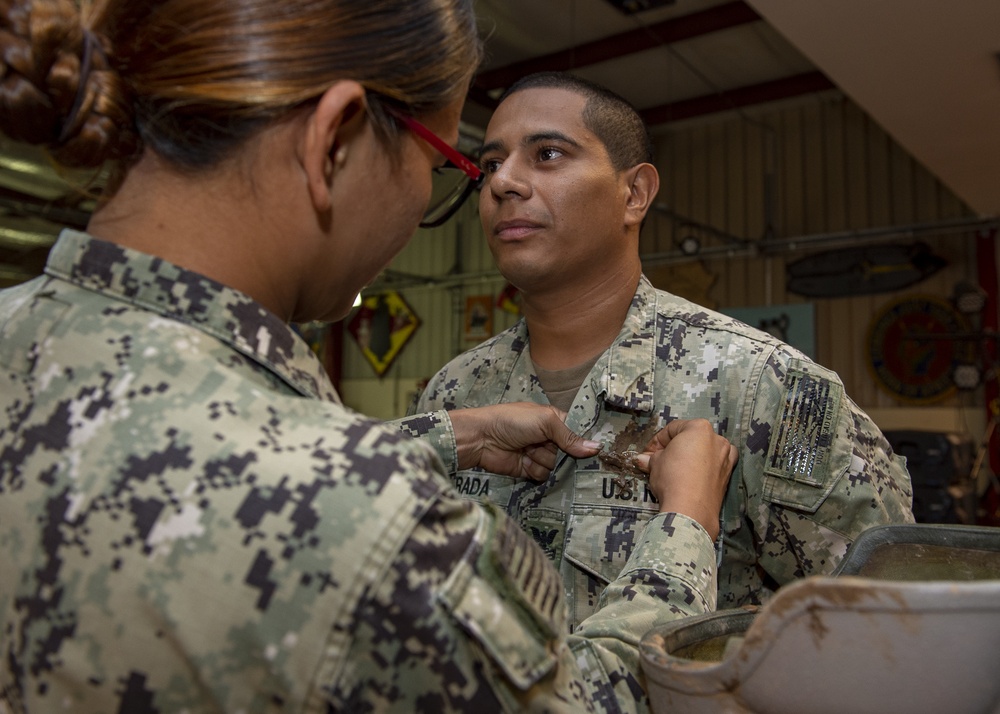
left=412, top=276, right=914, bottom=626
left=0, top=231, right=719, bottom=713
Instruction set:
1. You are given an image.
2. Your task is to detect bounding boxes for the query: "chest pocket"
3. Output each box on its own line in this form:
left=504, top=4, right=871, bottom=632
left=517, top=508, right=568, bottom=566
left=449, top=467, right=578, bottom=566
left=563, top=470, right=659, bottom=586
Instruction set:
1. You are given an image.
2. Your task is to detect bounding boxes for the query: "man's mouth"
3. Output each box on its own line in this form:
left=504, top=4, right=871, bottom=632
left=493, top=219, right=542, bottom=240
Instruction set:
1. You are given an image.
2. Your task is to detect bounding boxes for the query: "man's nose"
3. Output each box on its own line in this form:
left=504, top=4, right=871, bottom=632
left=488, top=159, right=530, bottom=200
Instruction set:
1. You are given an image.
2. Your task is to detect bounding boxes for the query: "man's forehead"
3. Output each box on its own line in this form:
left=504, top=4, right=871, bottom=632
left=485, top=87, right=589, bottom=142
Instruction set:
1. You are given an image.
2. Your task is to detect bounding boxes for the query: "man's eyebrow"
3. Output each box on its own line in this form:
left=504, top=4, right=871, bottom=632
left=479, top=131, right=581, bottom=156
left=479, top=138, right=504, bottom=156
left=524, top=131, right=579, bottom=148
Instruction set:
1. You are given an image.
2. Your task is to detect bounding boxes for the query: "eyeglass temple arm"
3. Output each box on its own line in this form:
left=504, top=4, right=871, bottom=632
left=393, top=112, right=482, bottom=180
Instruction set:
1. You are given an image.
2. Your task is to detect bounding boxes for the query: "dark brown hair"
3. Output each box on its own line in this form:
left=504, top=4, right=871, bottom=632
left=501, top=71, right=654, bottom=171
left=0, top=0, right=482, bottom=185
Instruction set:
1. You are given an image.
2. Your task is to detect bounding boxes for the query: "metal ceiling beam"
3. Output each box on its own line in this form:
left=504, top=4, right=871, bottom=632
left=469, top=70, right=836, bottom=128
left=466, top=1, right=833, bottom=126
left=640, top=71, right=836, bottom=125
left=473, top=0, right=761, bottom=92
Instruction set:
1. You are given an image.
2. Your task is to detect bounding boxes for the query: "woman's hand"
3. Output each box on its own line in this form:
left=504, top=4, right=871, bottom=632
left=634, top=418, right=737, bottom=539
left=449, top=403, right=602, bottom=481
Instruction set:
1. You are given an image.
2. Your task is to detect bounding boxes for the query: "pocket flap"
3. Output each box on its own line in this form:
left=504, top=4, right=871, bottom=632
left=762, top=359, right=851, bottom=512
left=438, top=505, right=563, bottom=690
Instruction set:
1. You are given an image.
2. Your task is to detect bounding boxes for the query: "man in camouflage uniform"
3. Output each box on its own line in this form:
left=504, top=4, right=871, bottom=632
left=411, top=72, right=914, bottom=627
left=1, top=230, right=731, bottom=712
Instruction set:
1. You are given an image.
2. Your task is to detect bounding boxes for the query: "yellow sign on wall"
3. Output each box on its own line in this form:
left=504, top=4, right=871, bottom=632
left=347, top=291, right=421, bottom=377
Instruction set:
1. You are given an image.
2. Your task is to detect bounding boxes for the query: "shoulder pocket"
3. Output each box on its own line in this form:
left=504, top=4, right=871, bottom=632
left=438, top=503, right=564, bottom=690
left=762, top=358, right=851, bottom=513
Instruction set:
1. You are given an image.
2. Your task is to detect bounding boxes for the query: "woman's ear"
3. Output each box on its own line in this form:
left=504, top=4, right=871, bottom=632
left=623, top=163, right=660, bottom=228
left=302, top=80, right=368, bottom=213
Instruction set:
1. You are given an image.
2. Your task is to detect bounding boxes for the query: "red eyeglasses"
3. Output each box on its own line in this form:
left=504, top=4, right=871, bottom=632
left=387, top=108, right=484, bottom=228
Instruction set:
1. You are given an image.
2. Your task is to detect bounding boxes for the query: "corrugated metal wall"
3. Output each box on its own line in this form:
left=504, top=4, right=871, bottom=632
left=645, top=93, right=980, bottom=411
left=339, top=92, right=988, bottom=425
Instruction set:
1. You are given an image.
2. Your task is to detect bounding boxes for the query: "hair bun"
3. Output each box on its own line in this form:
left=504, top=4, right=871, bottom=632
left=48, top=29, right=138, bottom=170
left=0, top=6, right=137, bottom=171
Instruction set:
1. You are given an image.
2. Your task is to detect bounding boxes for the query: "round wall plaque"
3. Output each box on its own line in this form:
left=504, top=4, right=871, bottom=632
left=867, top=296, right=972, bottom=404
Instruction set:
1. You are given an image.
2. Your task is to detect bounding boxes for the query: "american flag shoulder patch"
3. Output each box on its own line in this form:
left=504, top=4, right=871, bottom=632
left=765, top=362, right=843, bottom=487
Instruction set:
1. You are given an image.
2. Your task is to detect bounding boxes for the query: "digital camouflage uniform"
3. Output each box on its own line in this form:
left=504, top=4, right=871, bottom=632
left=0, top=231, right=719, bottom=713
left=412, top=275, right=914, bottom=626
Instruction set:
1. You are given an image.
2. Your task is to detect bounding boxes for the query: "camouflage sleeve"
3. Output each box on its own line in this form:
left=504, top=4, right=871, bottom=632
left=407, top=354, right=476, bottom=414
left=742, top=353, right=914, bottom=584
left=391, top=410, right=459, bottom=474
left=569, top=512, right=717, bottom=709
left=334, top=497, right=717, bottom=713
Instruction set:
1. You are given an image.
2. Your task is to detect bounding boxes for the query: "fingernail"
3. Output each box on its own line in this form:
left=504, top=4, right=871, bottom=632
left=583, top=440, right=603, bottom=450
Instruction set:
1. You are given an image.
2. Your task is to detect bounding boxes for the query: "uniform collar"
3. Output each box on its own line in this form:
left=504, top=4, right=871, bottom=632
left=44, top=229, right=339, bottom=402
left=593, top=275, right=658, bottom=413
left=471, top=276, right=659, bottom=415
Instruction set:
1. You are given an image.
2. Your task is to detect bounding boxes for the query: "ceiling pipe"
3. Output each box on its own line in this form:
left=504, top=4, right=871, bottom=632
left=363, top=217, right=1000, bottom=293
left=640, top=215, right=1000, bottom=266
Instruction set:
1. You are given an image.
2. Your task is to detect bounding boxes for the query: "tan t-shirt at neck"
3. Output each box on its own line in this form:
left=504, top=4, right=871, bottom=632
left=532, top=353, right=603, bottom=412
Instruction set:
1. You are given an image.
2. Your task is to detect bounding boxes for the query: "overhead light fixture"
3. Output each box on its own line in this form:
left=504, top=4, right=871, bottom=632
left=353, top=293, right=362, bottom=308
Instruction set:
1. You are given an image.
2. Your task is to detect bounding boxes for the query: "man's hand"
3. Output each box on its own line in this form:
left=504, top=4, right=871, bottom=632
left=634, top=418, right=737, bottom=538
left=450, top=403, right=602, bottom=481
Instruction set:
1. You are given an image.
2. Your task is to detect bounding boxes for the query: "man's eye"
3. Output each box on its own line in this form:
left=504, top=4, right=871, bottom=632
left=481, top=158, right=501, bottom=174
left=538, top=147, right=562, bottom=161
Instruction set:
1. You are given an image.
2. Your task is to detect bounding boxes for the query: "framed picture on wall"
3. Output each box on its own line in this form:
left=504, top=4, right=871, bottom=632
left=464, top=295, right=493, bottom=342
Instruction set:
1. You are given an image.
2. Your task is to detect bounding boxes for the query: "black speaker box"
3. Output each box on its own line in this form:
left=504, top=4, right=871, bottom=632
left=882, top=430, right=974, bottom=524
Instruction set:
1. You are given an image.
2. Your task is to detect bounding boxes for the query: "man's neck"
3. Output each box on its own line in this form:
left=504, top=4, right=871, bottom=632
left=522, top=262, right=642, bottom=371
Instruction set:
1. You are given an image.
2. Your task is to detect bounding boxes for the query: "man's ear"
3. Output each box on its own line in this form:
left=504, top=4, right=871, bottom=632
left=623, top=163, right=660, bottom=228
left=302, top=80, right=368, bottom=214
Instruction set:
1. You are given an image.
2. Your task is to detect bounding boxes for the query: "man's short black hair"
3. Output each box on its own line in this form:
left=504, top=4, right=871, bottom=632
left=499, top=71, right=654, bottom=171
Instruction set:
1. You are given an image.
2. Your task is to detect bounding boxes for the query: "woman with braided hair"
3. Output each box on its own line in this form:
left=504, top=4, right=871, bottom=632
left=0, top=1, right=736, bottom=711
